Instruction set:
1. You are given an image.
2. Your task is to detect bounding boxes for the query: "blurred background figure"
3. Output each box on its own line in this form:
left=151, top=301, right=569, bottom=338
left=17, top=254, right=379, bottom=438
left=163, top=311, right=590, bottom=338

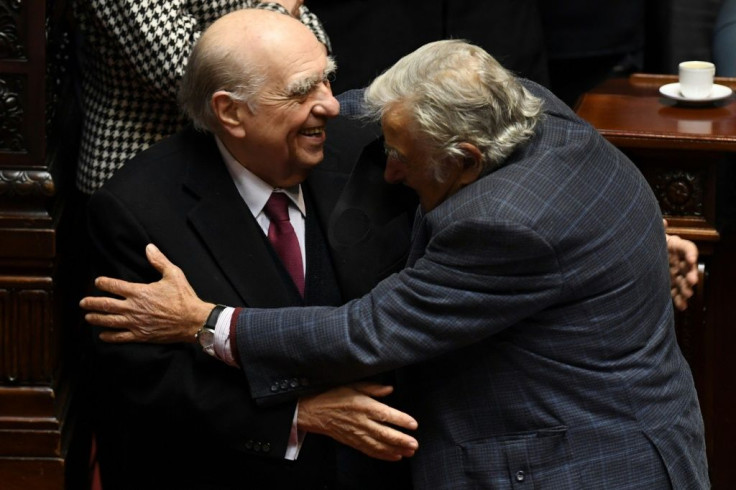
left=308, top=0, right=548, bottom=94
left=713, top=0, right=736, bottom=76
left=538, top=0, right=646, bottom=107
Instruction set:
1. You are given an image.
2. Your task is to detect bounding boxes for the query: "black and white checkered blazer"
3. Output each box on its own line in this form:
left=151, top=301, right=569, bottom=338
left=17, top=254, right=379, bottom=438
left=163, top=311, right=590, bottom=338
left=74, top=0, right=331, bottom=194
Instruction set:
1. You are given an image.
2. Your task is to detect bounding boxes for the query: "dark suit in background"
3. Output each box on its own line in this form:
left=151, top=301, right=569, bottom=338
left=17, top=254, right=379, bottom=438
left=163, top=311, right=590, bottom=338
left=86, top=115, right=415, bottom=488
left=308, top=0, right=548, bottom=93
left=539, top=0, right=647, bottom=106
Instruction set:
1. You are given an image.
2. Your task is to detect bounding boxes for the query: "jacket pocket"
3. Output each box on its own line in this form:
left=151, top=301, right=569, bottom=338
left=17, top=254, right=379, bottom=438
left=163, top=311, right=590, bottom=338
left=461, top=426, right=583, bottom=489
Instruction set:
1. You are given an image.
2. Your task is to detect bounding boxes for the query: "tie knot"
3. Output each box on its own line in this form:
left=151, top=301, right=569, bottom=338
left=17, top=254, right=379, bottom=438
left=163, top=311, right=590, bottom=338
left=264, top=192, right=291, bottom=222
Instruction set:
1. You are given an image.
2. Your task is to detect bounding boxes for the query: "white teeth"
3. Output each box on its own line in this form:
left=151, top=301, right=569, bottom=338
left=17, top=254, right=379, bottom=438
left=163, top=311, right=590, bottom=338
left=301, top=127, right=323, bottom=136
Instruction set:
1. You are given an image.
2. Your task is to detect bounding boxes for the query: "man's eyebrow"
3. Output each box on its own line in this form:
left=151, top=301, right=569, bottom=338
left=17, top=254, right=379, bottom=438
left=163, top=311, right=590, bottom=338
left=284, top=57, right=337, bottom=98
left=384, top=144, right=406, bottom=162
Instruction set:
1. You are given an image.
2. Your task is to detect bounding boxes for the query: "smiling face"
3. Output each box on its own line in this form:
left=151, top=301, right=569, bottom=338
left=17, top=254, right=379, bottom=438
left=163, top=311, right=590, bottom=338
left=212, top=11, right=340, bottom=188
left=241, top=39, right=339, bottom=188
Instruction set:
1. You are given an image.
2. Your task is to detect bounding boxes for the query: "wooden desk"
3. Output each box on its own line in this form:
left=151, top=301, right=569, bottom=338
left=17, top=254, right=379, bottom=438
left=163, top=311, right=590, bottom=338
left=577, top=74, right=736, bottom=489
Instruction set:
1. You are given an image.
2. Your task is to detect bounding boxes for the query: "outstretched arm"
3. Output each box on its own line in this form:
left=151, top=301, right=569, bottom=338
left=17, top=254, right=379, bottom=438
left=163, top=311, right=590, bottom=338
left=81, top=244, right=419, bottom=460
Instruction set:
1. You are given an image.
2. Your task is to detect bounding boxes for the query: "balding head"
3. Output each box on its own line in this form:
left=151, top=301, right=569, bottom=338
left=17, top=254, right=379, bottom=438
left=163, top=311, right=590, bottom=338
left=179, top=8, right=324, bottom=132
left=178, top=8, right=339, bottom=188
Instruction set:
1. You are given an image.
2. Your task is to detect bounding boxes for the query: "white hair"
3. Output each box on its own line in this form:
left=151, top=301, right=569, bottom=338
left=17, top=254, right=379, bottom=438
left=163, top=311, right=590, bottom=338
left=363, top=39, right=543, bottom=179
left=178, top=36, right=268, bottom=132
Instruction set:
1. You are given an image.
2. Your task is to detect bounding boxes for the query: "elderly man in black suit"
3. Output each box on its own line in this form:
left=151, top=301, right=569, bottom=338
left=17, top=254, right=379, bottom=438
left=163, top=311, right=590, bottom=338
left=83, top=9, right=419, bottom=490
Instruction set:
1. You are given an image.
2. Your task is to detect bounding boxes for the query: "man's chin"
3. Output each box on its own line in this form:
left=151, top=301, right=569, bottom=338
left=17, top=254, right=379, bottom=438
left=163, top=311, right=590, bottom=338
left=281, top=158, right=323, bottom=187
left=297, top=149, right=325, bottom=168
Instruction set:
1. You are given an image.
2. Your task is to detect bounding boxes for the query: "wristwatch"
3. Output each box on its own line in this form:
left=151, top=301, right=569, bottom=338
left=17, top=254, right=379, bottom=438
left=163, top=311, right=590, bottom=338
left=195, top=304, right=226, bottom=357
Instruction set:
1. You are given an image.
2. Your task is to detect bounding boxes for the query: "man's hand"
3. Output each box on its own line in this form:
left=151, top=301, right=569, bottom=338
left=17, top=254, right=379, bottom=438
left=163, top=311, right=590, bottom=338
left=663, top=220, right=699, bottom=312
left=80, top=244, right=214, bottom=343
left=298, top=383, right=419, bottom=461
left=666, top=233, right=699, bottom=311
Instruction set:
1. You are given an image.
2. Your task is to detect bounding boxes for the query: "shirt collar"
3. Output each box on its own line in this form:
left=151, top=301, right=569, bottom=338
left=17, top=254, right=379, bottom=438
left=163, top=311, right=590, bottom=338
left=215, top=136, right=305, bottom=218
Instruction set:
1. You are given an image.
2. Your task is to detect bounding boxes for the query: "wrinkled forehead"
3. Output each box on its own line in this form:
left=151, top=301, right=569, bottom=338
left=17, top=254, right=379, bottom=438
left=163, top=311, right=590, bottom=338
left=266, top=40, right=332, bottom=88
left=381, top=104, right=417, bottom=138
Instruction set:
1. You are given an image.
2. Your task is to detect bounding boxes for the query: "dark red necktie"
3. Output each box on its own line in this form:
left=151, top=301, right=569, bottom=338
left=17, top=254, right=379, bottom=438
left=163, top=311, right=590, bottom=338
left=264, top=192, right=305, bottom=296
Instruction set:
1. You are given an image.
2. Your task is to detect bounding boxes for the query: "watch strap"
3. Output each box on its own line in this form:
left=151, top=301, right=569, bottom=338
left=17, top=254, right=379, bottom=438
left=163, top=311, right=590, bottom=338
left=195, top=304, right=226, bottom=353
left=204, top=304, right=227, bottom=330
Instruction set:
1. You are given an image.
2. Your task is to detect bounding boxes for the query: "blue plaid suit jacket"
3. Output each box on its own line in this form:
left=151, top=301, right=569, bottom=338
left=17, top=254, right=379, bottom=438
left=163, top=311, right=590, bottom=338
left=237, top=82, right=709, bottom=489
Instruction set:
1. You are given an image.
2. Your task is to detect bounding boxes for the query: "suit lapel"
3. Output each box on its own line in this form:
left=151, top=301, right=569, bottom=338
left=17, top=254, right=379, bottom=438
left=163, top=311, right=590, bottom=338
left=181, top=132, right=301, bottom=308
left=312, top=117, right=418, bottom=299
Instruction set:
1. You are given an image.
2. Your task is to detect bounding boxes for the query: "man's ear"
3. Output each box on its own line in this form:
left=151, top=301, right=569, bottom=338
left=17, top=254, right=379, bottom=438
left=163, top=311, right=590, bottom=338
left=456, top=142, right=483, bottom=185
left=211, top=90, right=248, bottom=138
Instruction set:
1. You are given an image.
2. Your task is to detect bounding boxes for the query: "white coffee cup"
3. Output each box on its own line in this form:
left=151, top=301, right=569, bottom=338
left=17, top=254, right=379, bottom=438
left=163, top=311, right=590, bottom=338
left=678, top=61, right=715, bottom=99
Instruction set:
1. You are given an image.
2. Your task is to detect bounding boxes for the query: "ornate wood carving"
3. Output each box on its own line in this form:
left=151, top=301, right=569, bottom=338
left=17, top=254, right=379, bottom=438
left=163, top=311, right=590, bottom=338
left=651, top=168, right=705, bottom=216
left=0, top=76, right=26, bottom=153
left=0, top=169, right=54, bottom=197
left=0, top=1, right=24, bottom=60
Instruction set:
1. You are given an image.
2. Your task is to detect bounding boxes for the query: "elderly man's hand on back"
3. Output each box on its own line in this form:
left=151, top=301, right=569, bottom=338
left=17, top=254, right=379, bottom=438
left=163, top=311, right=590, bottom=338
left=81, top=244, right=213, bottom=344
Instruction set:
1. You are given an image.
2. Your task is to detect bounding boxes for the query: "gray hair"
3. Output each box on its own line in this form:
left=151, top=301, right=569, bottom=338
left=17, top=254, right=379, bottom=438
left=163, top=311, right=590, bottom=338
left=363, top=39, right=543, bottom=179
left=178, top=35, right=267, bottom=132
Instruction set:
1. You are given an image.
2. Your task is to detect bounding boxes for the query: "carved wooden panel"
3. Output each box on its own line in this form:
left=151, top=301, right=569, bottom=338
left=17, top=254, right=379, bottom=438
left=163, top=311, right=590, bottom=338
left=619, top=146, right=720, bottom=243
left=0, top=281, right=55, bottom=383
left=0, top=168, right=55, bottom=198
left=0, top=0, right=46, bottom=168
left=0, top=1, right=26, bottom=61
left=0, top=1, right=84, bottom=488
left=0, top=75, right=26, bottom=154
left=651, top=168, right=705, bottom=217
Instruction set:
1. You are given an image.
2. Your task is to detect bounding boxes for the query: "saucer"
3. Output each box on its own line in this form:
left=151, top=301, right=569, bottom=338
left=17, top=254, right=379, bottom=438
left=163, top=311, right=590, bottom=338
left=659, top=82, right=733, bottom=104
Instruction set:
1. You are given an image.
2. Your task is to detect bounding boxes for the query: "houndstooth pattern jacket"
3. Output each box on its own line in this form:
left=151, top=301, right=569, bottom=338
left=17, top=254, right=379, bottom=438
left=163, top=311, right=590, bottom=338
left=74, top=0, right=331, bottom=195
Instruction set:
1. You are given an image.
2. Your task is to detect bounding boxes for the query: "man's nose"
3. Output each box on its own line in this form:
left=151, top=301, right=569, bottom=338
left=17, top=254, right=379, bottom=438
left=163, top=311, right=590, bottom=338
left=313, top=84, right=340, bottom=118
left=383, top=157, right=405, bottom=184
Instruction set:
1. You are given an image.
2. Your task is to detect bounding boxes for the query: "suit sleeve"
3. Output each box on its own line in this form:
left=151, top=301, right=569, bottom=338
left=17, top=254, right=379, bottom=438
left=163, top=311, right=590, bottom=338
left=87, top=187, right=299, bottom=458
left=236, top=216, right=565, bottom=403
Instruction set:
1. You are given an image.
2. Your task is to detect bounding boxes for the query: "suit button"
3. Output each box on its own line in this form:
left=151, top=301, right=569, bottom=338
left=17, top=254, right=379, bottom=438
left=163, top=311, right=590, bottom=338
left=262, top=442, right=271, bottom=453
left=280, top=380, right=289, bottom=390
left=270, top=383, right=279, bottom=392
left=253, top=441, right=262, bottom=452
left=245, top=440, right=253, bottom=450
left=290, top=378, right=299, bottom=388
left=515, top=470, right=525, bottom=482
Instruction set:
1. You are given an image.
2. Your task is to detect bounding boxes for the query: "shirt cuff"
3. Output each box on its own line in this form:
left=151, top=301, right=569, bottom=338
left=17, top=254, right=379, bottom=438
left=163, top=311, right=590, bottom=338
left=213, top=307, right=238, bottom=367
left=284, top=402, right=306, bottom=460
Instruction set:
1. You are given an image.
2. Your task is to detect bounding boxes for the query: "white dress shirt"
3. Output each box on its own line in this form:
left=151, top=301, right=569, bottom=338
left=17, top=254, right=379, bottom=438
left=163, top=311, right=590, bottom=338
left=212, top=137, right=305, bottom=460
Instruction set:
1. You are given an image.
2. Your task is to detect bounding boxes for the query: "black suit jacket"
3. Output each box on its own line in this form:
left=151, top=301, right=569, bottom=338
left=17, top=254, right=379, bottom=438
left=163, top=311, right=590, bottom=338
left=86, top=118, right=416, bottom=489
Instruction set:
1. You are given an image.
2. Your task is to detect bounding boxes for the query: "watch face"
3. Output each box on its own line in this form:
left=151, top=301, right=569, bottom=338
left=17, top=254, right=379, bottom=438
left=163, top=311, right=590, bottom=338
left=198, top=327, right=216, bottom=351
